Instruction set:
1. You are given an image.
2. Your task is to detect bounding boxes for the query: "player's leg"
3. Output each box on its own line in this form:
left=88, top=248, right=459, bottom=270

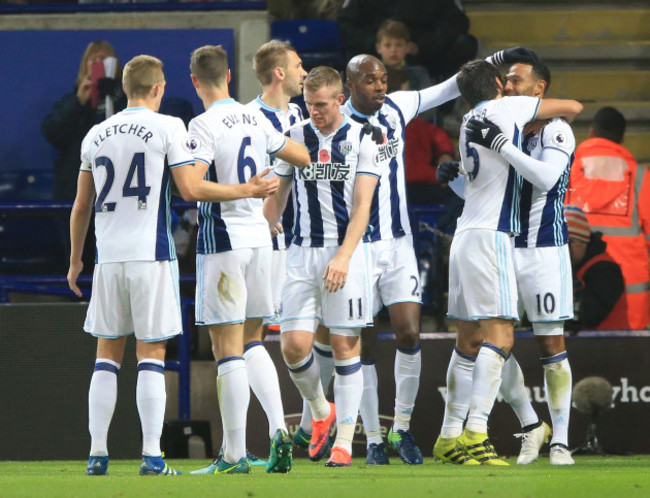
left=499, top=353, right=551, bottom=464
left=87, top=337, right=127, bottom=475
left=325, top=330, right=363, bottom=468
left=433, top=320, right=481, bottom=465
left=359, top=324, right=388, bottom=464
left=84, top=261, right=132, bottom=476
left=535, top=326, right=574, bottom=465
left=386, top=301, right=423, bottom=465
left=130, top=260, right=184, bottom=476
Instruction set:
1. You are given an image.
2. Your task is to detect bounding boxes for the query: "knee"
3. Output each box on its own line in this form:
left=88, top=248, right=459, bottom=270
left=281, top=337, right=310, bottom=365
left=394, top=324, right=420, bottom=349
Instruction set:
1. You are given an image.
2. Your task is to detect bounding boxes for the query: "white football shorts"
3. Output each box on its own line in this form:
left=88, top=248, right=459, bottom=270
left=195, top=246, right=273, bottom=326
left=514, top=244, right=574, bottom=326
left=448, top=229, right=519, bottom=321
left=263, top=247, right=287, bottom=326
left=84, top=259, right=183, bottom=342
left=367, top=234, right=422, bottom=315
left=280, top=242, right=372, bottom=335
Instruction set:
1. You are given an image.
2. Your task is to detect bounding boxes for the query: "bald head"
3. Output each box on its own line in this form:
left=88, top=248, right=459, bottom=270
left=346, top=54, right=384, bottom=83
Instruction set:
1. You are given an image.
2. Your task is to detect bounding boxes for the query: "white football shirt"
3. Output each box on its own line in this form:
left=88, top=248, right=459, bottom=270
left=456, top=95, right=541, bottom=235
left=188, top=98, right=287, bottom=253
left=515, top=118, right=576, bottom=248
left=342, top=91, right=420, bottom=242
left=275, top=116, right=385, bottom=247
left=80, top=106, right=194, bottom=263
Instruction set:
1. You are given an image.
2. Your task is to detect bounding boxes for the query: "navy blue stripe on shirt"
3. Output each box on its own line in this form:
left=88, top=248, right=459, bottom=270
left=330, top=125, right=351, bottom=245
left=260, top=107, right=282, bottom=131
left=197, top=161, right=232, bottom=253
left=155, top=160, right=173, bottom=260
left=303, top=126, right=324, bottom=247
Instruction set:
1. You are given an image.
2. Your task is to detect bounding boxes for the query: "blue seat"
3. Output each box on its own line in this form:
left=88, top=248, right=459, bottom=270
left=270, top=19, right=345, bottom=70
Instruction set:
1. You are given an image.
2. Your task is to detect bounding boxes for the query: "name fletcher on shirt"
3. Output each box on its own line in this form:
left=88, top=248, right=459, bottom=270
left=93, top=123, right=154, bottom=147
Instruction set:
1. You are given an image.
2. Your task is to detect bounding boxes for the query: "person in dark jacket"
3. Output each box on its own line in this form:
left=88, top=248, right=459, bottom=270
left=42, top=40, right=126, bottom=202
left=564, top=205, right=629, bottom=331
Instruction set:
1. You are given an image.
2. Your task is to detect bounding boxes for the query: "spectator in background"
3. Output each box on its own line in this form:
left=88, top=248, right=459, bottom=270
left=566, top=107, right=650, bottom=330
left=267, top=0, right=345, bottom=19
left=386, top=66, right=455, bottom=204
left=43, top=40, right=126, bottom=274
left=375, top=20, right=432, bottom=91
left=564, top=205, right=629, bottom=332
left=338, top=0, right=477, bottom=82
left=43, top=40, right=126, bottom=202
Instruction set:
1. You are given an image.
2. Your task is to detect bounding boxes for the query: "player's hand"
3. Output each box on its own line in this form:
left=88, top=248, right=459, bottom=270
left=362, top=122, right=385, bottom=145
left=523, top=119, right=550, bottom=136
left=323, top=255, right=350, bottom=293
left=67, top=260, right=84, bottom=297
left=270, top=222, right=283, bottom=238
left=486, top=46, right=539, bottom=66
left=248, top=168, right=279, bottom=198
left=436, top=161, right=460, bottom=183
left=466, top=117, right=509, bottom=153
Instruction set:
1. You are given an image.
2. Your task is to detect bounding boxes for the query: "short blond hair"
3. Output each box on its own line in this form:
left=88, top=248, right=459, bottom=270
left=190, top=45, right=229, bottom=86
left=304, top=66, right=342, bottom=96
left=253, top=40, right=296, bottom=86
left=122, top=55, right=164, bottom=99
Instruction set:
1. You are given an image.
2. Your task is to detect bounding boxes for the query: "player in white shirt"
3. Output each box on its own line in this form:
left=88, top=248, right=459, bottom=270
left=473, top=60, right=576, bottom=465
left=68, top=55, right=280, bottom=477
left=186, top=45, right=310, bottom=475
left=336, top=54, right=461, bottom=465
left=205, top=40, right=305, bottom=469
left=264, top=66, right=387, bottom=467
left=435, top=59, right=582, bottom=465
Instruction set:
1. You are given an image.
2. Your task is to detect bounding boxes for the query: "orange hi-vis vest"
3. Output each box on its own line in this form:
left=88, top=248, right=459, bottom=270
left=575, top=252, right=630, bottom=330
left=566, top=137, right=650, bottom=329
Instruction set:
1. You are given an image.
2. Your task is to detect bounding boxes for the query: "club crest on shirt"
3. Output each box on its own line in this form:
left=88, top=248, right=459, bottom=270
left=551, top=131, right=568, bottom=148
left=338, top=141, right=353, bottom=156
left=386, top=114, right=397, bottom=129
left=526, top=136, right=539, bottom=151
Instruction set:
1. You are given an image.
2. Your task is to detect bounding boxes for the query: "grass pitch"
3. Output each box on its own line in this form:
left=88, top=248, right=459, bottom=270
left=1, top=455, right=649, bottom=498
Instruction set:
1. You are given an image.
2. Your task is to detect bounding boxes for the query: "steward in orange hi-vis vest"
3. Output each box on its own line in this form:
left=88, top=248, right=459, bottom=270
left=566, top=136, right=650, bottom=330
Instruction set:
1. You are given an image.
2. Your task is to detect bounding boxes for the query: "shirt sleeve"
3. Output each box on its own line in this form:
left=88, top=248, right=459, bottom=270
left=356, top=133, right=387, bottom=178
left=417, top=74, right=461, bottom=114
left=504, top=96, right=541, bottom=128
left=187, top=116, right=215, bottom=167
left=166, top=117, right=195, bottom=168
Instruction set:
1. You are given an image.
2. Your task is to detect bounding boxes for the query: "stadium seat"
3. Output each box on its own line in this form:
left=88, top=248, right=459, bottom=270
left=270, top=19, right=345, bottom=70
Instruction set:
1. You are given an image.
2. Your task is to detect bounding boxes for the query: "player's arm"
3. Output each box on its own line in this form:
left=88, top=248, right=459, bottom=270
left=172, top=161, right=279, bottom=202
left=272, top=136, right=310, bottom=168
left=466, top=118, right=572, bottom=191
left=263, top=172, right=293, bottom=234
left=323, top=173, right=379, bottom=293
left=536, top=99, right=583, bottom=123
left=417, top=74, right=461, bottom=113
left=68, top=170, right=95, bottom=297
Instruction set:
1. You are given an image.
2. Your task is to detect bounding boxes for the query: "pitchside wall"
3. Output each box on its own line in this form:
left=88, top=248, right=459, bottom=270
left=2, top=303, right=648, bottom=460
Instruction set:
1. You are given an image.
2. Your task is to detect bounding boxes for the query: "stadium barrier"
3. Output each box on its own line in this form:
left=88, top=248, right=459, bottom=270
left=2, top=301, right=649, bottom=460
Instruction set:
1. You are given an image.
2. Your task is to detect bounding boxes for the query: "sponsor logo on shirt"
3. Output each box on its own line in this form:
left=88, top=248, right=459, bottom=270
left=298, top=162, right=351, bottom=181
left=376, top=137, right=400, bottom=162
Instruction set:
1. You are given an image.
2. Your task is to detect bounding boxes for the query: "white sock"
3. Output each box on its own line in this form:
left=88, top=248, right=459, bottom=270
left=466, top=344, right=506, bottom=434
left=543, top=353, right=572, bottom=446
left=393, top=346, right=421, bottom=431
left=314, top=341, right=335, bottom=395
left=298, top=342, right=335, bottom=433
left=499, top=354, right=539, bottom=429
left=217, top=357, right=250, bottom=463
left=333, top=356, right=363, bottom=455
left=359, top=362, right=382, bottom=446
left=136, top=359, right=166, bottom=457
left=287, top=353, right=330, bottom=420
left=243, top=342, right=287, bottom=438
left=440, top=348, right=474, bottom=439
left=88, top=359, right=120, bottom=456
